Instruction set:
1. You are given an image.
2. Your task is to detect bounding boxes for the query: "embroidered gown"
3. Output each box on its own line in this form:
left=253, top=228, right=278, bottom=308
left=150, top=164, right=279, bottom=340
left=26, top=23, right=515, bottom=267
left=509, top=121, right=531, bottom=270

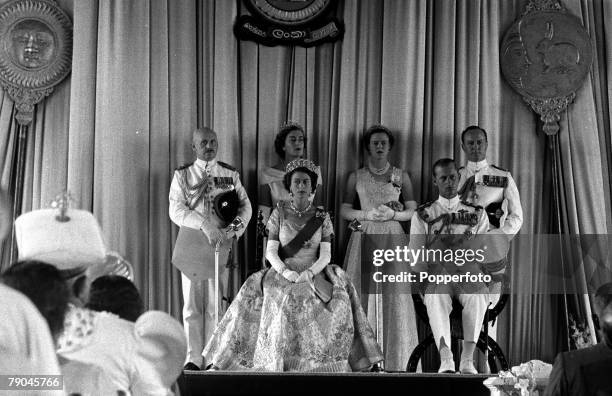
left=203, top=202, right=383, bottom=371
left=343, top=167, right=419, bottom=371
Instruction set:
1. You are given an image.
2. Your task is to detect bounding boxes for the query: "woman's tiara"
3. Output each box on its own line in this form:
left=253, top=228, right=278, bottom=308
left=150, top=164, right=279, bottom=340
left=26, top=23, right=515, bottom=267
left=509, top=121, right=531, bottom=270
left=280, top=121, right=304, bottom=132
left=285, top=158, right=318, bottom=174
left=366, top=124, right=391, bottom=134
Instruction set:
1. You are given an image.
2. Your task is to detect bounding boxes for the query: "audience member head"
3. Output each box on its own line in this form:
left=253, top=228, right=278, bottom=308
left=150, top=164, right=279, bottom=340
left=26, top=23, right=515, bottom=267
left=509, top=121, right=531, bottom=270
left=15, top=207, right=108, bottom=307
left=432, top=158, right=459, bottom=199
left=283, top=159, right=318, bottom=194
left=86, top=275, right=144, bottom=322
left=0, top=283, right=61, bottom=376
left=135, top=311, right=188, bottom=390
left=1, top=260, right=70, bottom=341
left=363, top=125, right=394, bottom=156
left=274, top=122, right=306, bottom=160
left=594, top=282, right=612, bottom=347
left=460, top=125, right=488, bottom=163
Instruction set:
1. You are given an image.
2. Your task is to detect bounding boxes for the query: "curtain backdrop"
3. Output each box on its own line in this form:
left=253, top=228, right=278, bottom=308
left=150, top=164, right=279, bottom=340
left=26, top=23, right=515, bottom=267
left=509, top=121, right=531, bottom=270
left=0, top=0, right=611, bottom=367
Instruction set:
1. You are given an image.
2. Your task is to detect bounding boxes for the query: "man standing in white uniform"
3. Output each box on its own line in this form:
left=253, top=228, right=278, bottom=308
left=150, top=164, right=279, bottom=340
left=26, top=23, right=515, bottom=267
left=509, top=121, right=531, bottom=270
left=458, top=125, right=523, bottom=246
left=169, top=127, right=252, bottom=370
left=457, top=126, right=523, bottom=370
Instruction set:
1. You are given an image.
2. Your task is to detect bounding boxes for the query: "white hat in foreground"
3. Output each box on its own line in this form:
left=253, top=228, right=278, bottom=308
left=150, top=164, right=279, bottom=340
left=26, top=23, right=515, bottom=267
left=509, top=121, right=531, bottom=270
left=135, top=311, right=188, bottom=388
left=15, top=208, right=106, bottom=271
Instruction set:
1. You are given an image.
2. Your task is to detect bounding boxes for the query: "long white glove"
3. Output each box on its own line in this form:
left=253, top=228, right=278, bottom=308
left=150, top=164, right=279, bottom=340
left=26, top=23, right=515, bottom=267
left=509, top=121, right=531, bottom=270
left=310, top=241, right=331, bottom=275
left=265, top=240, right=298, bottom=282
left=391, top=208, right=415, bottom=221
left=375, top=202, right=416, bottom=222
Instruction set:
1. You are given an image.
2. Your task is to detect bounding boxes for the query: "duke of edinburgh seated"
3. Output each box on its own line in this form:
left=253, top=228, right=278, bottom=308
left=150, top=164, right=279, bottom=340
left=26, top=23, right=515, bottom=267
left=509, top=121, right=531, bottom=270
left=409, top=158, right=491, bottom=374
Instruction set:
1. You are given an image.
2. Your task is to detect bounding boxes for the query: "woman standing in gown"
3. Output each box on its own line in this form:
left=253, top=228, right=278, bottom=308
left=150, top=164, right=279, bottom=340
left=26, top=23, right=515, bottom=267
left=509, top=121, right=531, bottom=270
left=340, top=125, right=419, bottom=371
left=258, top=122, right=323, bottom=223
left=203, top=159, right=382, bottom=371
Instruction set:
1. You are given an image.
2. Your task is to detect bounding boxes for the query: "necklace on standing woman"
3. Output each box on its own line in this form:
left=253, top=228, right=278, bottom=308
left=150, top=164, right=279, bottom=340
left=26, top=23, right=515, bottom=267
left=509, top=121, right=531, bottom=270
left=368, top=162, right=390, bottom=175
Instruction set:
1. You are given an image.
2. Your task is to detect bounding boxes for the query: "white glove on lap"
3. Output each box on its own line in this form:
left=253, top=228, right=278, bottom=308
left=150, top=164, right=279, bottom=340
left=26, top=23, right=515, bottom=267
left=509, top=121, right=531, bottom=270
left=282, top=270, right=300, bottom=282
left=295, top=270, right=313, bottom=283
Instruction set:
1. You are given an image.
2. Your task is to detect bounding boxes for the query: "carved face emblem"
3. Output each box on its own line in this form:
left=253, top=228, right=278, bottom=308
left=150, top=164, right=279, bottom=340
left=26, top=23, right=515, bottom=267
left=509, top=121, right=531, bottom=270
left=502, top=32, right=531, bottom=88
left=10, top=19, right=56, bottom=69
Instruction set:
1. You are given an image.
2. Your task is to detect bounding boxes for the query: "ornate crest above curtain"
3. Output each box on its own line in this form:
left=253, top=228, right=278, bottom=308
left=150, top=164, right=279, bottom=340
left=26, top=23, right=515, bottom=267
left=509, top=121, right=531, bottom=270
left=0, top=0, right=72, bottom=125
left=500, top=0, right=592, bottom=135
left=0, top=0, right=72, bottom=261
left=234, top=0, right=344, bottom=47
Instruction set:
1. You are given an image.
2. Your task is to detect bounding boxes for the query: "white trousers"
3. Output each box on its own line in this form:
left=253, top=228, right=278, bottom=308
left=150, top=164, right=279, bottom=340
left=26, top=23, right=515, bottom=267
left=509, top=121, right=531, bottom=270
left=423, top=291, right=489, bottom=350
left=181, top=264, right=227, bottom=367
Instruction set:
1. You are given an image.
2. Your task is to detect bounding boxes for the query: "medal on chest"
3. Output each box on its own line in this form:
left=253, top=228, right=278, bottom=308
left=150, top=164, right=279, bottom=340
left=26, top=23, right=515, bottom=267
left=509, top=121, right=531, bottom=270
left=481, top=175, right=508, bottom=188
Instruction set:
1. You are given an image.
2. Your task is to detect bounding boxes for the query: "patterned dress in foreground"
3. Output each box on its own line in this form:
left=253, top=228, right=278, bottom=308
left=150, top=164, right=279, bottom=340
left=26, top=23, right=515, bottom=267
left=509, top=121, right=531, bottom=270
left=203, top=202, right=383, bottom=371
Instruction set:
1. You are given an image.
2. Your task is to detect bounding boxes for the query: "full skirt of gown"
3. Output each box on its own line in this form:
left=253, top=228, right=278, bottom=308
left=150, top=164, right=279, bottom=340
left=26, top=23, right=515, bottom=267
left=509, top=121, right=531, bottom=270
left=202, top=264, right=383, bottom=372
left=344, top=220, right=419, bottom=371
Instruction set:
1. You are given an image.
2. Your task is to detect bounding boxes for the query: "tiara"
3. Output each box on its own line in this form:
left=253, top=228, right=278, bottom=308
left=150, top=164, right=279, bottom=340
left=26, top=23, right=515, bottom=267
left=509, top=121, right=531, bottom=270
left=280, top=120, right=304, bottom=132
left=366, top=124, right=390, bottom=134
left=285, top=158, right=318, bottom=175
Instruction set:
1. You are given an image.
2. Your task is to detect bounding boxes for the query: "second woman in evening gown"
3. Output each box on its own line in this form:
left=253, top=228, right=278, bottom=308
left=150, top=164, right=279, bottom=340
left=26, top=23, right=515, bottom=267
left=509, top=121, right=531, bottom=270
left=341, top=125, right=419, bottom=371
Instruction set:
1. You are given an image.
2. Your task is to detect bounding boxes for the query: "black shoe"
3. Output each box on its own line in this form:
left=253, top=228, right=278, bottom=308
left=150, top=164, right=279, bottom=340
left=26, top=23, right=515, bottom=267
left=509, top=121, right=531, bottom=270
left=183, top=362, right=200, bottom=371
left=370, top=363, right=384, bottom=372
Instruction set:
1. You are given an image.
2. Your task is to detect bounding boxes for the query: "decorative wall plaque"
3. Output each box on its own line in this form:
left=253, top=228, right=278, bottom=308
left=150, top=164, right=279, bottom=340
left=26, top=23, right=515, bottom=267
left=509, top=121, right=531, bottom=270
left=500, top=0, right=592, bottom=135
left=0, top=0, right=72, bottom=125
left=234, top=0, right=344, bottom=47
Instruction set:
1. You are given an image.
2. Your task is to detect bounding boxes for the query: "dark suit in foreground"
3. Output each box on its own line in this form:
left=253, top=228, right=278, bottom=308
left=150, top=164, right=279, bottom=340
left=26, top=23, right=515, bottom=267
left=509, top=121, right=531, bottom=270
left=545, top=342, right=612, bottom=396
left=546, top=282, right=612, bottom=396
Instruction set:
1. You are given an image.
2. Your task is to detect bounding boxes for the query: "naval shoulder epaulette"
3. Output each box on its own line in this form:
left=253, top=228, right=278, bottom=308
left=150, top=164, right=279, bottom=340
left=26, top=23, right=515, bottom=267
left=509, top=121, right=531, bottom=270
left=416, top=201, right=435, bottom=222
left=175, top=162, right=193, bottom=171
left=218, top=161, right=237, bottom=172
left=491, top=164, right=508, bottom=172
left=417, top=201, right=435, bottom=210
left=460, top=200, right=483, bottom=210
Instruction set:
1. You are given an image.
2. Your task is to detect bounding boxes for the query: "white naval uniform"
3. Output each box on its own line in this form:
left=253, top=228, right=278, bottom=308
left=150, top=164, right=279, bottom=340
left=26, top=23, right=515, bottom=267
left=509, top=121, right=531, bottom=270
left=169, top=158, right=252, bottom=367
left=409, top=195, right=490, bottom=350
left=458, top=159, right=522, bottom=352
left=458, top=159, right=523, bottom=237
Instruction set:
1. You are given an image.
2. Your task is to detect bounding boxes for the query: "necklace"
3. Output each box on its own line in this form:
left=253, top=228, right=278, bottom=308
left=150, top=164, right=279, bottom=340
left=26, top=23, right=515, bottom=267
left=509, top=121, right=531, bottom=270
left=290, top=200, right=312, bottom=218
left=368, top=162, right=390, bottom=175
